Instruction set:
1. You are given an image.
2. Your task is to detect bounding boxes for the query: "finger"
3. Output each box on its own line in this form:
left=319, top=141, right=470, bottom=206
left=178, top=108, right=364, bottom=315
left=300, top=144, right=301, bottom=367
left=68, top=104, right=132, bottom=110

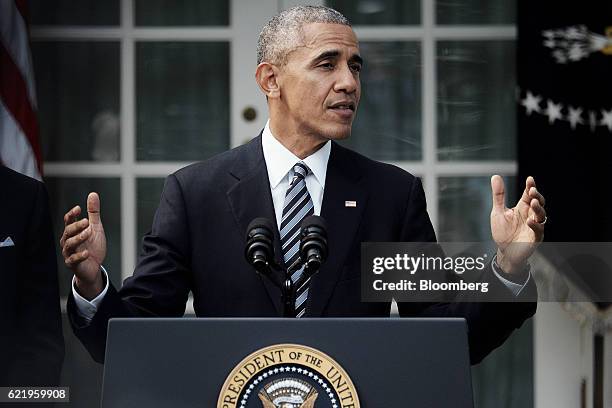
left=63, top=205, right=81, bottom=227
left=63, top=218, right=89, bottom=242
left=63, top=240, right=85, bottom=262
left=527, top=216, right=545, bottom=240
left=65, top=249, right=90, bottom=268
left=529, top=199, right=546, bottom=222
left=62, top=227, right=91, bottom=256
left=520, top=176, right=536, bottom=206
left=61, top=207, right=83, bottom=247
left=529, top=186, right=546, bottom=207
left=87, top=192, right=102, bottom=225
left=490, top=175, right=506, bottom=212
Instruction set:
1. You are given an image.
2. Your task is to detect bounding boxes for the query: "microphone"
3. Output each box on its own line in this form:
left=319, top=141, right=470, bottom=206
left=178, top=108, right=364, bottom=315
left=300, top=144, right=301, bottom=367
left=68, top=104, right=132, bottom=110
left=245, top=218, right=275, bottom=274
left=300, top=215, right=328, bottom=271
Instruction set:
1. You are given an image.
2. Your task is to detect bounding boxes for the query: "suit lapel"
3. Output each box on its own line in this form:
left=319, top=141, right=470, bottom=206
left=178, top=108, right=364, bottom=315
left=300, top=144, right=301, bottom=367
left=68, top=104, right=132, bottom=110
left=306, top=142, right=368, bottom=316
left=226, top=136, right=284, bottom=315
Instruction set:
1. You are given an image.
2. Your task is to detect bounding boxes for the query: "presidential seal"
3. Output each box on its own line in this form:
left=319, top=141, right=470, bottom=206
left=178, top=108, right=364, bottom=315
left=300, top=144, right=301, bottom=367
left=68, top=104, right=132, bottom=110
left=218, top=344, right=360, bottom=408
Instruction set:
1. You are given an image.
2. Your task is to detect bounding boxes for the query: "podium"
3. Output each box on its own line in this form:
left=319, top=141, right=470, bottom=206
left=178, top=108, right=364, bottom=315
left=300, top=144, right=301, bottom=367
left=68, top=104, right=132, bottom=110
left=101, top=318, right=474, bottom=407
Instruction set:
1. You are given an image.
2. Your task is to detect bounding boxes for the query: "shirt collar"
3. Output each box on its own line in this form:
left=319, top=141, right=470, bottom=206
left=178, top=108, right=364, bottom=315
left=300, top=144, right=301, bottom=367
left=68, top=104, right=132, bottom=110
left=261, top=120, right=331, bottom=189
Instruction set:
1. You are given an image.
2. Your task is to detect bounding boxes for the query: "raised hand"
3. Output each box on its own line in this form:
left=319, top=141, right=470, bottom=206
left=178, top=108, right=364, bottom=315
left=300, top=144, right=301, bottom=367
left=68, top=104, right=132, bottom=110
left=490, top=175, right=546, bottom=274
left=60, top=192, right=107, bottom=299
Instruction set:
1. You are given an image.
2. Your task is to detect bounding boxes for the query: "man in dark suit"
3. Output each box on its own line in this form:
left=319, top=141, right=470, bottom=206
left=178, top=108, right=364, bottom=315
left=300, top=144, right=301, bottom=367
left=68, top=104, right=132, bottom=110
left=0, top=165, right=64, bottom=387
left=60, top=6, right=546, bottom=365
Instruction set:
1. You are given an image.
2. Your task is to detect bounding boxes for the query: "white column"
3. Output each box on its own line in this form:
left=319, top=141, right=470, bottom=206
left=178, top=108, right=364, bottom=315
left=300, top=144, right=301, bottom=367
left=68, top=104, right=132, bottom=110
left=534, top=303, right=595, bottom=408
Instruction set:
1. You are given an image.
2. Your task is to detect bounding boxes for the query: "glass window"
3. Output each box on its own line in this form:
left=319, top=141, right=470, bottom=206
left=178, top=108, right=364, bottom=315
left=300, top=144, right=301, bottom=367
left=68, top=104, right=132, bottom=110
left=436, top=0, right=515, bottom=25
left=438, top=176, right=517, bottom=242
left=437, top=41, right=516, bottom=161
left=341, top=41, right=422, bottom=161
left=136, top=178, right=166, bottom=255
left=136, top=42, right=230, bottom=161
left=135, top=0, right=230, bottom=26
left=29, top=0, right=120, bottom=26
left=32, top=41, right=121, bottom=162
left=327, top=0, right=420, bottom=25
left=45, top=177, right=122, bottom=296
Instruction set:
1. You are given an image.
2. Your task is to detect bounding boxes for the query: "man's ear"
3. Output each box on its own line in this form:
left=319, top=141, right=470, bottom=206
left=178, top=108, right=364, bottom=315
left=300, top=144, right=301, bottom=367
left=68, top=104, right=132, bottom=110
left=255, top=62, right=281, bottom=99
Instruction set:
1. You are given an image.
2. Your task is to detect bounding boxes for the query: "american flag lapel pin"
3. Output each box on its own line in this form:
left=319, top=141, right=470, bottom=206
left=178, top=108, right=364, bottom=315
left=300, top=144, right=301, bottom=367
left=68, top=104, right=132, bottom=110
left=345, top=200, right=357, bottom=208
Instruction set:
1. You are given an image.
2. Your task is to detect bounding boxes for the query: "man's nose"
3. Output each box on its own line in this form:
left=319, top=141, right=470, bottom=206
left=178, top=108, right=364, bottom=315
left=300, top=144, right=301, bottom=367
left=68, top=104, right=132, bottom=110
left=333, top=64, right=358, bottom=94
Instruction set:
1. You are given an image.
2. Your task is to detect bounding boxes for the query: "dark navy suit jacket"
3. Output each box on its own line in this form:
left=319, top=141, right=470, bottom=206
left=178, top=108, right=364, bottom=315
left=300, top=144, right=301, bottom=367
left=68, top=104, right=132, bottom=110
left=0, top=165, right=64, bottom=386
left=67, top=136, right=536, bottom=364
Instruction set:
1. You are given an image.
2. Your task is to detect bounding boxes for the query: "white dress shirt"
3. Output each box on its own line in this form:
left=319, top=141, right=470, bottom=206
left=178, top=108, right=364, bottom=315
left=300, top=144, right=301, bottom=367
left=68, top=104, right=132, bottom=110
left=72, top=120, right=528, bottom=321
left=261, top=120, right=331, bottom=227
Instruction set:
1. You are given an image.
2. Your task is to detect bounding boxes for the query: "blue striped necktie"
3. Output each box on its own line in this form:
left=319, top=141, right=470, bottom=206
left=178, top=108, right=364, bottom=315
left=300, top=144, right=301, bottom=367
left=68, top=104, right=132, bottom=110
left=279, top=162, right=314, bottom=317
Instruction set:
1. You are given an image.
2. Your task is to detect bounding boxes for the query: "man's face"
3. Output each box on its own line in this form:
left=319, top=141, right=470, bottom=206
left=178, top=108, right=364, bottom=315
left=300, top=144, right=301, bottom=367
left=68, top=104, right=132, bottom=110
left=276, top=22, right=362, bottom=141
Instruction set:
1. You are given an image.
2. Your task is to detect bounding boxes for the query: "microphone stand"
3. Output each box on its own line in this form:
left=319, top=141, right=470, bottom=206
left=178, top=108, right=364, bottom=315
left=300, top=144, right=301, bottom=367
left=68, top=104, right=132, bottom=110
left=256, top=260, right=322, bottom=317
left=281, top=275, right=295, bottom=318
left=282, top=260, right=321, bottom=318
left=252, top=260, right=297, bottom=318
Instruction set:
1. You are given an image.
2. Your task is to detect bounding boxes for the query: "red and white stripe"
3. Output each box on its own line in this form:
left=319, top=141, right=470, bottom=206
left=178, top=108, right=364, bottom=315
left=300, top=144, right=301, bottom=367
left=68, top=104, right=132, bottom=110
left=0, top=0, right=42, bottom=180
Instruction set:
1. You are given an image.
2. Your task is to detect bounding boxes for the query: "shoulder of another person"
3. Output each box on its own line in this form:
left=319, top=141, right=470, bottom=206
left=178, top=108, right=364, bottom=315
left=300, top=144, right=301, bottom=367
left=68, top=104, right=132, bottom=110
left=0, top=166, right=43, bottom=210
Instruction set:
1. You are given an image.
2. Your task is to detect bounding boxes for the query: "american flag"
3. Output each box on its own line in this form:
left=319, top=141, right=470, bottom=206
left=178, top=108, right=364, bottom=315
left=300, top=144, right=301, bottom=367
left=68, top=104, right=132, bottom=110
left=0, top=0, right=42, bottom=180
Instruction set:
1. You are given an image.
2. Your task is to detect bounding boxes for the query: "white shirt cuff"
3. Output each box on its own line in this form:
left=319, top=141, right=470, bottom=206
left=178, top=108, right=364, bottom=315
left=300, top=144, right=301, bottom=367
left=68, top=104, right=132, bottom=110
left=491, top=256, right=531, bottom=297
left=71, top=265, right=110, bottom=322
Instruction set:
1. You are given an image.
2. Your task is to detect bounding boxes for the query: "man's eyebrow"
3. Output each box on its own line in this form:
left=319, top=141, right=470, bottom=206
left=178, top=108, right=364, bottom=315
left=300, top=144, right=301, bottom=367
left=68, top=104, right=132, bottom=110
left=350, top=54, right=364, bottom=65
left=312, top=50, right=364, bottom=65
left=312, top=50, right=340, bottom=63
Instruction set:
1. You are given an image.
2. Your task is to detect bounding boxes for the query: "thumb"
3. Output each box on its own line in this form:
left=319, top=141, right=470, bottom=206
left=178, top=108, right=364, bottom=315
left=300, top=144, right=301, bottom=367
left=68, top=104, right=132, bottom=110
left=87, top=192, right=102, bottom=225
left=490, top=175, right=505, bottom=212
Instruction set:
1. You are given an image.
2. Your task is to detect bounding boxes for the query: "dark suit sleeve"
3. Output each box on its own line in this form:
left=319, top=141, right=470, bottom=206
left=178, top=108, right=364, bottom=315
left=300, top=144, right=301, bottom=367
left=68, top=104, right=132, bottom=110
left=8, top=182, right=64, bottom=386
left=396, top=177, right=537, bottom=364
left=68, top=174, right=192, bottom=363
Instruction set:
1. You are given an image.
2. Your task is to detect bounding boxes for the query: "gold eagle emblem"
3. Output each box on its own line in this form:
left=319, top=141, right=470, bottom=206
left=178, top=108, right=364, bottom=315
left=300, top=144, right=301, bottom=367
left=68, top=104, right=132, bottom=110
left=257, top=378, right=318, bottom=408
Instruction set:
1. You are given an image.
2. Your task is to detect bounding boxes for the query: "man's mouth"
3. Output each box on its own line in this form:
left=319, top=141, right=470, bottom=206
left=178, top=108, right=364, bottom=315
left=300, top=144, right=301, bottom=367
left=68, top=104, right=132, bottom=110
left=328, top=101, right=356, bottom=111
left=328, top=101, right=356, bottom=120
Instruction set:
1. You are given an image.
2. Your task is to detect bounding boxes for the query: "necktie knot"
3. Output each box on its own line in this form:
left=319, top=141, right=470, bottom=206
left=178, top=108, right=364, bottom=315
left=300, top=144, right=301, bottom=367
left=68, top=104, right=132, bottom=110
left=291, top=162, right=309, bottom=184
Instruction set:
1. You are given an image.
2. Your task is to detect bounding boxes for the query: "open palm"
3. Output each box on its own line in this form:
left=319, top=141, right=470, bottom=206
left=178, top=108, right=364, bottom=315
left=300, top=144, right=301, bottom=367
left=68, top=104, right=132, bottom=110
left=490, top=175, right=546, bottom=273
left=60, top=192, right=107, bottom=297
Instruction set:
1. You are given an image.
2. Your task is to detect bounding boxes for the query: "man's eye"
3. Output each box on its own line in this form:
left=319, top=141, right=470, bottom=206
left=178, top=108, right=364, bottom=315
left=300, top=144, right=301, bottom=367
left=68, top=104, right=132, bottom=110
left=319, top=62, right=334, bottom=70
left=350, top=64, right=362, bottom=73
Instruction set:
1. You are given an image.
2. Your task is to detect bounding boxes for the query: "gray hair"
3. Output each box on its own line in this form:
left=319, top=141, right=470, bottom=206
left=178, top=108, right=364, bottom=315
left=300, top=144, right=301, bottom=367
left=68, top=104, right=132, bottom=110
left=257, top=5, right=351, bottom=66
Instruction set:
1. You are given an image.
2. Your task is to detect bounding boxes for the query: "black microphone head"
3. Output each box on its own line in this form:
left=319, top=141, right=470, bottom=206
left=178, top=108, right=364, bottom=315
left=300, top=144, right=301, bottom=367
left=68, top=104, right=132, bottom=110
left=245, top=217, right=276, bottom=272
left=246, top=217, right=274, bottom=240
left=300, top=215, right=328, bottom=268
left=300, top=215, right=327, bottom=232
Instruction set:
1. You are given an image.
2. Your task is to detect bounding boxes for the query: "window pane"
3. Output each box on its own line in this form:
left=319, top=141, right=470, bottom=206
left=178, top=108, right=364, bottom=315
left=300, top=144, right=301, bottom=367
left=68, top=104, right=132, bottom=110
left=135, top=0, right=229, bottom=26
left=438, top=176, right=516, bottom=242
left=437, top=41, right=515, bottom=161
left=30, top=0, right=120, bottom=26
left=32, top=41, right=120, bottom=162
left=136, top=178, right=165, bottom=255
left=136, top=42, right=230, bottom=161
left=437, top=0, right=515, bottom=25
left=45, top=177, right=122, bottom=297
left=327, top=0, right=420, bottom=25
left=472, top=320, right=533, bottom=408
left=341, top=42, right=422, bottom=161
